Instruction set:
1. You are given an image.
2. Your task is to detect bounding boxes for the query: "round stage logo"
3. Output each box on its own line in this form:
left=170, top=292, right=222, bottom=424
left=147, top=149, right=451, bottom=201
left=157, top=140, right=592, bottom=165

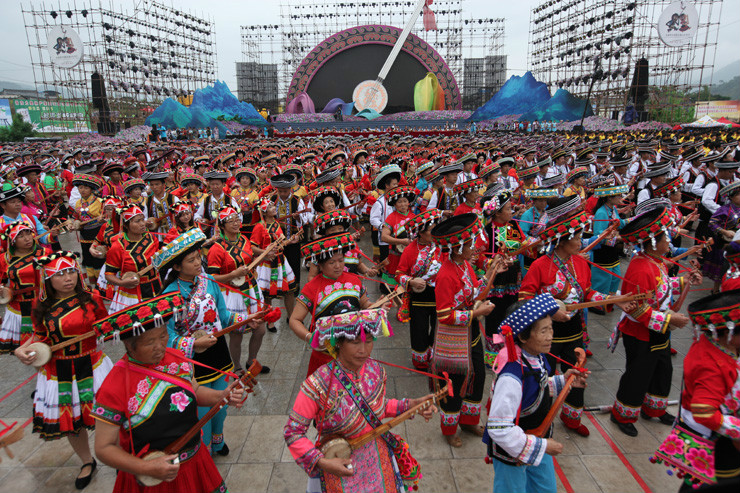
left=47, top=25, right=84, bottom=68
left=657, top=1, right=699, bottom=47
left=353, top=80, right=389, bottom=113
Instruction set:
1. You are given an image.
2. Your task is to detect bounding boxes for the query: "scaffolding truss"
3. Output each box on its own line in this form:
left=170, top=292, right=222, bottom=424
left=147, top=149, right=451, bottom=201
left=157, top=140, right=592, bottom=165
left=23, top=0, right=217, bottom=132
left=239, top=0, right=505, bottom=112
left=528, top=0, right=722, bottom=119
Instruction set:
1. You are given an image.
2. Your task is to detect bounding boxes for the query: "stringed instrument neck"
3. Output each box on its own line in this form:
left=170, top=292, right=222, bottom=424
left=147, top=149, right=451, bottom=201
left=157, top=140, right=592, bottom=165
left=164, top=360, right=262, bottom=454
left=347, top=386, right=448, bottom=450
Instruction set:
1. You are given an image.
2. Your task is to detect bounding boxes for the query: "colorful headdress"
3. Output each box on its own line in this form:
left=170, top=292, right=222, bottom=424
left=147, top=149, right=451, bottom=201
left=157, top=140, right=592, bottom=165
left=453, top=178, right=484, bottom=197
left=404, top=209, right=444, bottom=239
left=566, top=166, right=589, bottom=183
left=654, top=176, right=684, bottom=197
left=493, top=294, right=561, bottom=373
left=538, top=210, right=589, bottom=251
left=687, top=289, right=740, bottom=342
left=217, top=206, right=240, bottom=224
left=540, top=173, right=566, bottom=188
left=644, top=163, right=672, bottom=178
left=373, top=164, right=403, bottom=189
left=525, top=188, right=559, bottom=199
left=101, top=196, right=124, bottom=209
left=118, top=204, right=145, bottom=223
left=33, top=251, right=85, bottom=300
left=619, top=206, right=675, bottom=248
left=0, top=221, right=34, bottom=251
left=482, top=189, right=513, bottom=215
left=310, top=308, right=392, bottom=357
left=594, top=184, right=629, bottom=198
left=719, top=180, right=740, bottom=198
left=180, top=173, right=205, bottom=187
left=416, top=161, right=435, bottom=176
left=478, top=160, right=501, bottom=179
left=316, top=164, right=343, bottom=185
left=102, top=161, right=124, bottom=176
left=203, top=170, right=230, bottom=181
left=151, top=228, right=207, bottom=273
left=314, top=210, right=355, bottom=235
left=93, top=292, right=185, bottom=342
left=233, top=167, right=258, bottom=185
left=173, top=202, right=193, bottom=216
left=15, top=162, right=42, bottom=177
left=72, top=174, right=105, bottom=191
left=123, top=178, right=145, bottom=194
left=258, top=198, right=272, bottom=213
left=431, top=213, right=485, bottom=254
left=270, top=173, right=297, bottom=189
left=311, top=186, right=342, bottom=213
left=301, top=232, right=356, bottom=264
left=517, top=164, right=540, bottom=181
left=386, top=185, right=417, bottom=207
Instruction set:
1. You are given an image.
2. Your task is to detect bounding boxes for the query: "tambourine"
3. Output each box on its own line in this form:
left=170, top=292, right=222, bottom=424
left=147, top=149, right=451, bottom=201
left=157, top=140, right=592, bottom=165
left=26, top=342, right=53, bottom=368
left=121, top=272, right=140, bottom=283
left=0, top=287, right=11, bottom=305
left=319, top=437, right=353, bottom=459
left=230, top=275, right=246, bottom=287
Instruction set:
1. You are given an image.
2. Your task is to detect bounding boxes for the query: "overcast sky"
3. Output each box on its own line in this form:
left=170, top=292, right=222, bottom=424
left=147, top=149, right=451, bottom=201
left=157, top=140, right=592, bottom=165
left=0, top=0, right=738, bottom=93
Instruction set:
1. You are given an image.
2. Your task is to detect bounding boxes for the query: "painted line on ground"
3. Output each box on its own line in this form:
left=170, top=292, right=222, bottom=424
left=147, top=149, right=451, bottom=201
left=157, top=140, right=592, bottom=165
left=584, top=411, right=652, bottom=493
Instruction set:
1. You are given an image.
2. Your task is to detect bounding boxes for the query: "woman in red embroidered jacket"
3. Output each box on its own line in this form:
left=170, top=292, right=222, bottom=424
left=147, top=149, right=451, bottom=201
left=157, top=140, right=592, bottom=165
left=430, top=213, right=495, bottom=447
left=105, top=204, right=161, bottom=314
left=92, top=293, right=245, bottom=493
left=206, top=206, right=267, bottom=374
left=379, top=186, right=416, bottom=288
left=395, top=209, right=445, bottom=369
left=0, top=222, right=46, bottom=352
left=610, top=206, right=702, bottom=437
left=664, top=290, right=740, bottom=490
left=519, top=196, right=620, bottom=437
left=15, top=252, right=113, bottom=490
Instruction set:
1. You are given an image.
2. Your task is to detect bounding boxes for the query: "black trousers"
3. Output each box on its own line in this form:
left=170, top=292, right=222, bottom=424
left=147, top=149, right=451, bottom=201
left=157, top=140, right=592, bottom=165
left=615, top=333, right=672, bottom=420
left=409, top=301, right=436, bottom=357
left=283, top=242, right=302, bottom=286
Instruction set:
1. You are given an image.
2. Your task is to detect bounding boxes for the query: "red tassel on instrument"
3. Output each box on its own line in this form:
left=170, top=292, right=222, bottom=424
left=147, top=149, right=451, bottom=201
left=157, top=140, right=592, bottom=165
left=262, top=307, right=282, bottom=324
left=500, top=324, right=517, bottom=362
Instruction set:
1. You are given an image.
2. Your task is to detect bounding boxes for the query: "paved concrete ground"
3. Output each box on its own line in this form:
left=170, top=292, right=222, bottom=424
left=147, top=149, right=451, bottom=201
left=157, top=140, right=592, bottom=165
left=0, top=229, right=703, bottom=492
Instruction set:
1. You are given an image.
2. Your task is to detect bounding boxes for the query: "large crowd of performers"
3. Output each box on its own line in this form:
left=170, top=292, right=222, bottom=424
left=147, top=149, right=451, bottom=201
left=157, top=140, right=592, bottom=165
left=0, top=129, right=736, bottom=492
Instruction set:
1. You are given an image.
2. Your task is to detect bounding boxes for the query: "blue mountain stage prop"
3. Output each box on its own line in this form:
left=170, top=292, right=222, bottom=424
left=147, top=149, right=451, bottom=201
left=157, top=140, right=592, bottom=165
left=469, top=71, right=550, bottom=121
left=190, top=80, right=267, bottom=126
left=146, top=81, right=266, bottom=135
left=518, top=88, right=594, bottom=122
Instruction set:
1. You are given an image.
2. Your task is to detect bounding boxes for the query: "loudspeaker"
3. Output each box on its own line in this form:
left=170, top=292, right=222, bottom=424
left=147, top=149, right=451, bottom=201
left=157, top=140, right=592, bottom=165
left=91, top=72, right=115, bottom=135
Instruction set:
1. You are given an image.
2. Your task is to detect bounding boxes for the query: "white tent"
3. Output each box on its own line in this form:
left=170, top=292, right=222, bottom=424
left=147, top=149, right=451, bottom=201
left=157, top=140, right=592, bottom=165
left=682, top=115, right=730, bottom=128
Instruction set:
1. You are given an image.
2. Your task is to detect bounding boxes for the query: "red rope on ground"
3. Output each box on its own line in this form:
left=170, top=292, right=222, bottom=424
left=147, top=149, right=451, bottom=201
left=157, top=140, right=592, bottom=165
left=0, top=374, right=36, bottom=404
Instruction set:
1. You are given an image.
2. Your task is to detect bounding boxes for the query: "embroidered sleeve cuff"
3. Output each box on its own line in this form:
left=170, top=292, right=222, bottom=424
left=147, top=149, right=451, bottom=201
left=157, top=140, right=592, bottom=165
left=718, top=415, right=740, bottom=440
left=549, top=375, right=565, bottom=397
left=647, top=310, right=670, bottom=334
left=669, top=276, right=684, bottom=297
left=517, top=435, right=547, bottom=466
left=398, top=274, right=412, bottom=287
left=587, top=290, right=607, bottom=302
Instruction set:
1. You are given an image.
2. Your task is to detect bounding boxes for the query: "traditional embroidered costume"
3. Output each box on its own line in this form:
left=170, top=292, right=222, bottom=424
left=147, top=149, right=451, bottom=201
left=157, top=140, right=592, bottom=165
left=31, top=253, right=113, bottom=440
left=430, top=213, right=487, bottom=436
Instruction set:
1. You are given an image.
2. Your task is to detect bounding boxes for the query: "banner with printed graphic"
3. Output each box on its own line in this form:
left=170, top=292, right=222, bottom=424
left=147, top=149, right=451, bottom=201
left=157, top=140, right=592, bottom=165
left=13, top=99, right=90, bottom=133
left=0, top=99, right=12, bottom=127
left=657, top=1, right=699, bottom=47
